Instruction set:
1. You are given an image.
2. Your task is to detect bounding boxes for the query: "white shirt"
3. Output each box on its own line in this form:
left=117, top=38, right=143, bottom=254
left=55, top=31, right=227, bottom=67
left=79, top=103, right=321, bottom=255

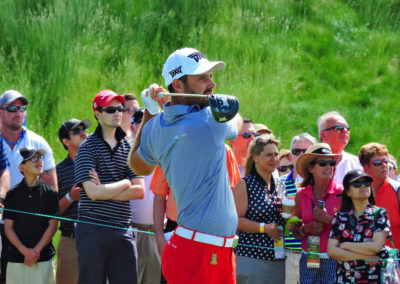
left=334, top=151, right=363, bottom=185
left=130, top=173, right=155, bottom=225
left=2, top=129, right=55, bottom=187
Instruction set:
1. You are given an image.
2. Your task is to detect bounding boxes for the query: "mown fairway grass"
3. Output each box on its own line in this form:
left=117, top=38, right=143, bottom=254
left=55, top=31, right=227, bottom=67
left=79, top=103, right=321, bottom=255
left=1, top=0, right=400, bottom=249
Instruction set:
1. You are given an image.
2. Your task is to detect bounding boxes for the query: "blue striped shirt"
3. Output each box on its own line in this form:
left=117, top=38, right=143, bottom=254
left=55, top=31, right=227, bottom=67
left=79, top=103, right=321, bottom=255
left=281, top=170, right=302, bottom=250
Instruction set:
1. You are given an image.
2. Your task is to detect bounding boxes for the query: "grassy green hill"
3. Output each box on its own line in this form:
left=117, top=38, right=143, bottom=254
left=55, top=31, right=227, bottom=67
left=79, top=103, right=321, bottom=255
left=1, top=0, right=400, bottom=162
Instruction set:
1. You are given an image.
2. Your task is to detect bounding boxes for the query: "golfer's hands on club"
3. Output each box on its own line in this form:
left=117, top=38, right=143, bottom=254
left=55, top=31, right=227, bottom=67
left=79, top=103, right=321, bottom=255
left=142, top=84, right=170, bottom=115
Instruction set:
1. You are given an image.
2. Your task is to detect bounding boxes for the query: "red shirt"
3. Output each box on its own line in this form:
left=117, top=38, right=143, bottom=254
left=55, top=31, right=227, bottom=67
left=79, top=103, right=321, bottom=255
left=376, top=178, right=400, bottom=248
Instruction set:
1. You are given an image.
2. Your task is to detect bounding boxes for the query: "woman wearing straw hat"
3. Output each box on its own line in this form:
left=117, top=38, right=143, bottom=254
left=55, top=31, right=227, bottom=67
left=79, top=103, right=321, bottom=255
left=233, top=134, right=286, bottom=283
left=292, top=143, right=342, bottom=284
left=327, top=169, right=390, bottom=283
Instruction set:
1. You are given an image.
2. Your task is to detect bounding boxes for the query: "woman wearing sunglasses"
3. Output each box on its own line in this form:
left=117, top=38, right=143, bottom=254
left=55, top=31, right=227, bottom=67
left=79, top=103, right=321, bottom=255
left=278, top=149, right=293, bottom=176
left=233, top=134, right=286, bottom=283
left=291, top=143, right=342, bottom=284
left=327, top=170, right=390, bottom=283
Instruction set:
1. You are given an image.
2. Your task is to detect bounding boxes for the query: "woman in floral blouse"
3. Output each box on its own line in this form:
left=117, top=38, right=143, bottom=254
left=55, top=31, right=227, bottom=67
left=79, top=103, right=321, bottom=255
left=327, top=169, right=390, bottom=284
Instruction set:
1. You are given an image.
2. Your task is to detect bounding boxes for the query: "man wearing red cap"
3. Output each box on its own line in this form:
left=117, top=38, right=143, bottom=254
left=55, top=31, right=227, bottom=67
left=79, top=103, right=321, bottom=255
left=74, top=90, right=145, bottom=284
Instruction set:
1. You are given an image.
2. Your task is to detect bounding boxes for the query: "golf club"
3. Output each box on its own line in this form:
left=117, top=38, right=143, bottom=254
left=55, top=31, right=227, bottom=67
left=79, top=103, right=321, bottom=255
left=157, top=92, right=240, bottom=123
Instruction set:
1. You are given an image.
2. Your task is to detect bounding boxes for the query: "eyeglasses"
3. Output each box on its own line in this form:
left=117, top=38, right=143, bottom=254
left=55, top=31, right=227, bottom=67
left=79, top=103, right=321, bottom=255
left=322, top=124, right=350, bottom=132
left=30, top=155, right=44, bottom=162
left=278, top=165, right=294, bottom=172
left=98, top=106, right=123, bottom=114
left=314, top=160, right=336, bottom=167
left=70, top=127, right=88, bottom=135
left=351, top=180, right=371, bottom=188
left=291, top=148, right=307, bottom=156
left=240, top=132, right=260, bottom=139
left=1, top=105, right=27, bottom=113
left=123, top=108, right=137, bottom=115
left=369, top=158, right=389, bottom=167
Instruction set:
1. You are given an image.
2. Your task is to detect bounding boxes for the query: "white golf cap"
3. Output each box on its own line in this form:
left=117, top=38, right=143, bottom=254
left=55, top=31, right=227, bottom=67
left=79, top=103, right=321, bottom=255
left=162, top=47, right=226, bottom=86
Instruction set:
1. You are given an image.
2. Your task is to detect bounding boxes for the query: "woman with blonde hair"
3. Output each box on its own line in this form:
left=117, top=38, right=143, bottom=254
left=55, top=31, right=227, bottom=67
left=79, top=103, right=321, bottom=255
left=234, top=134, right=286, bottom=283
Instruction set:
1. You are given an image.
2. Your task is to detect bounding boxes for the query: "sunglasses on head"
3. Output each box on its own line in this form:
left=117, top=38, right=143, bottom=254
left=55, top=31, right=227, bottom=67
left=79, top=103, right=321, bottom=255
left=278, top=165, right=294, bottom=172
left=98, top=106, right=123, bottom=114
left=351, top=180, right=371, bottom=188
left=30, top=155, right=44, bottom=162
left=322, top=124, right=350, bottom=132
left=369, top=157, right=389, bottom=167
left=70, top=127, right=88, bottom=135
left=314, top=160, right=336, bottom=167
left=240, top=132, right=260, bottom=139
left=291, top=148, right=307, bottom=156
left=1, top=105, right=27, bottom=113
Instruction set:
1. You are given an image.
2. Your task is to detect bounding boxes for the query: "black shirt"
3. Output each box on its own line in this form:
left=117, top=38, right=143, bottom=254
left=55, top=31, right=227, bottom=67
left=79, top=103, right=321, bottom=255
left=56, top=155, right=78, bottom=233
left=74, top=125, right=137, bottom=227
left=3, top=179, right=59, bottom=262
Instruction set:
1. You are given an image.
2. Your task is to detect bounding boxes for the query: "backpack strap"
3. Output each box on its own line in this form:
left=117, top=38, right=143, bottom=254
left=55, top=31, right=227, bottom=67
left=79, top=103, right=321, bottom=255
left=374, top=206, right=395, bottom=248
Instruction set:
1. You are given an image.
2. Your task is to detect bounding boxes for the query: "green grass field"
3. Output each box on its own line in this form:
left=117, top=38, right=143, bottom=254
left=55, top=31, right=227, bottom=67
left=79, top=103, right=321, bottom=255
left=1, top=0, right=400, bottom=252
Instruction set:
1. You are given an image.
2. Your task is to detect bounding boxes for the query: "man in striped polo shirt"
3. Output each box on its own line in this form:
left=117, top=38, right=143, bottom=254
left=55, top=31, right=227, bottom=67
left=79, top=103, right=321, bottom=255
left=281, top=133, right=317, bottom=284
left=74, top=90, right=145, bottom=284
left=56, top=118, right=91, bottom=284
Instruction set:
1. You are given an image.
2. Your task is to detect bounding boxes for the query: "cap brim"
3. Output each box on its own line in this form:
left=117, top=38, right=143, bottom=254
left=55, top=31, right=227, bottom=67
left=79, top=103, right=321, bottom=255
left=349, top=175, right=374, bottom=184
left=190, top=61, right=226, bottom=76
left=72, top=119, right=92, bottom=130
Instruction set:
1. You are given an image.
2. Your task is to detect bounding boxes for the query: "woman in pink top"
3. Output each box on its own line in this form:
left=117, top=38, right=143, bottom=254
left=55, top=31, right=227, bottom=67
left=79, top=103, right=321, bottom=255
left=292, top=143, right=342, bottom=284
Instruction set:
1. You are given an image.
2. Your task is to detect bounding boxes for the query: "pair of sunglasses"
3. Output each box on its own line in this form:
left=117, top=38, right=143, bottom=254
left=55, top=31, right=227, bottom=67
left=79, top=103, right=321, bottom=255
left=369, top=157, right=389, bottom=167
left=240, top=132, right=260, bottom=139
left=278, top=165, right=294, bottom=172
left=351, top=180, right=371, bottom=188
left=70, top=128, right=88, bottom=135
left=314, top=160, right=336, bottom=167
left=291, top=148, right=307, bottom=156
left=322, top=124, right=350, bottom=132
left=1, top=105, right=27, bottom=113
left=30, top=155, right=44, bottom=162
left=98, top=106, right=123, bottom=114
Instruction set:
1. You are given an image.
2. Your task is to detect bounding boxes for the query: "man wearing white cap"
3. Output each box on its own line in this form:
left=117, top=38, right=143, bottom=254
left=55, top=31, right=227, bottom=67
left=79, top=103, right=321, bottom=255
left=129, top=48, right=242, bottom=284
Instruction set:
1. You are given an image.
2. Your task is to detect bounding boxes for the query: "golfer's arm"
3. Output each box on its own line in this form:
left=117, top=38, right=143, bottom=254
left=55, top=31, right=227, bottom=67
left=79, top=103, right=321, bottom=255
left=128, top=110, right=157, bottom=176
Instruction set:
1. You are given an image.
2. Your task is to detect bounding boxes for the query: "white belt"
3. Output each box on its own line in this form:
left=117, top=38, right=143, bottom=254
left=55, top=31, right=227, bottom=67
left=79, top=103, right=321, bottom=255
left=174, top=226, right=237, bottom=248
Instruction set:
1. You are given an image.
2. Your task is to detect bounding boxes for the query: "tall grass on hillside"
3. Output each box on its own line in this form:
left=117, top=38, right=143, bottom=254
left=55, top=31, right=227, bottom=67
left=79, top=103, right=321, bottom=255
left=0, top=0, right=399, bottom=161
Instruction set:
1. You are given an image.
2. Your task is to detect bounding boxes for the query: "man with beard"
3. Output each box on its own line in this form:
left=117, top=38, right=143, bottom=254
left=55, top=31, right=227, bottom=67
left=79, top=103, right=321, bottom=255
left=129, top=48, right=242, bottom=284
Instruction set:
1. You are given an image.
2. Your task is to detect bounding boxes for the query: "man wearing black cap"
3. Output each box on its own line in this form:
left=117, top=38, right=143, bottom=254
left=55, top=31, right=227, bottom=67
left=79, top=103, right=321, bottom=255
left=3, top=146, right=59, bottom=283
left=56, top=118, right=91, bottom=284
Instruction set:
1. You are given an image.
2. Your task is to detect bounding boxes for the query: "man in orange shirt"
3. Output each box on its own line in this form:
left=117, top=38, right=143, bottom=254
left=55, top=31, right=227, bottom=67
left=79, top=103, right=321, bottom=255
left=358, top=142, right=400, bottom=248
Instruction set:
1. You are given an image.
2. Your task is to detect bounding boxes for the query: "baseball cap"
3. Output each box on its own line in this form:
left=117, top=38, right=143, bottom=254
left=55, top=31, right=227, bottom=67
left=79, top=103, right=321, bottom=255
left=92, top=89, right=125, bottom=111
left=343, top=169, right=373, bottom=188
left=254, top=123, right=272, bottom=134
left=162, top=47, right=226, bottom=86
left=19, top=146, right=46, bottom=164
left=58, top=118, right=92, bottom=142
left=0, top=90, right=29, bottom=106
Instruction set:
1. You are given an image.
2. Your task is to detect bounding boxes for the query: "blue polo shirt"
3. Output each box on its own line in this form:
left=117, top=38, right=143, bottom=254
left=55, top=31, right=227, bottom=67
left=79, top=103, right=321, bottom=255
left=139, top=104, right=238, bottom=237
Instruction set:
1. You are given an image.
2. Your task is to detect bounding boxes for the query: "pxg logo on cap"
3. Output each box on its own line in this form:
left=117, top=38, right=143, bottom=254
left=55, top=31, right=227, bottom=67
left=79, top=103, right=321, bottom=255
left=162, top=47, right=226, bottom=87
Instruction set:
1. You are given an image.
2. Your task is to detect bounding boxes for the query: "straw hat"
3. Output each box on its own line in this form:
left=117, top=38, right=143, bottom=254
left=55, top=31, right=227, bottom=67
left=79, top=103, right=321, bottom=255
left=295, top=143, right=342, bottom=178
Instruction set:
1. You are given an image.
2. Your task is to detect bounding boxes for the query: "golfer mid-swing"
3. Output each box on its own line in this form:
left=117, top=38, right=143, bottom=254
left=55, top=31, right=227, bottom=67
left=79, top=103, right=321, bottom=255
left=129, top=47, right=242, bottom=284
